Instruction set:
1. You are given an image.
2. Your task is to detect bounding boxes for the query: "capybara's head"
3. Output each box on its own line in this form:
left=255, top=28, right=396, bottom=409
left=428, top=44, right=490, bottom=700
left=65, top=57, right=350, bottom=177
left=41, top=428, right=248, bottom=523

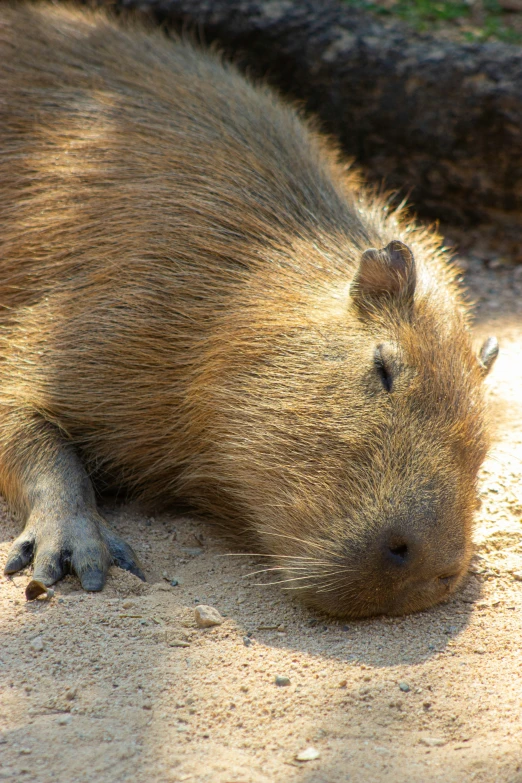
left=200, top=237, right=497, bottom=618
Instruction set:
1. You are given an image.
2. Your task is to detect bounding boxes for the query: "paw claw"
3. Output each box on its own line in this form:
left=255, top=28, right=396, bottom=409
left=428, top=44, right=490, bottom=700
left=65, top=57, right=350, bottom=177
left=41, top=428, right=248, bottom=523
left=33, top=554, right=66, bottom=586
left=125, top=563, right=146, bottom=582
left=4, top=537, right=34, bottom=574
left=79, top=567, right=106, bottom=592
left=102, top=526, right=145, bottom=581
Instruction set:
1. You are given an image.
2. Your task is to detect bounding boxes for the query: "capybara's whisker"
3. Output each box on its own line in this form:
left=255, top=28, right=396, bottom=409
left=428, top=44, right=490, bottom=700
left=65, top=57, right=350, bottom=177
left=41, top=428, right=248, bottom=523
left=243, top=567, right=312, bottom=578
left=221, top=553, right=332, bottom=562
left=254, top=574, right=325, bottom=586
left=258, top=531, right=341, bottom=558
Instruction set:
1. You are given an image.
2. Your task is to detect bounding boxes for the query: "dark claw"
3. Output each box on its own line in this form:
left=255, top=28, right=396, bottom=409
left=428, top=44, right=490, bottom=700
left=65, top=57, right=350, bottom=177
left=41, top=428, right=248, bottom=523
left=79, top=567, right=106, bottom=592
left=103, top=528, right=146, bottom=582
left=33, top=553, right=66, bottom=586
left=124, top=562, right=146, bottom=582
left=4, top=538, right=34, bottom=574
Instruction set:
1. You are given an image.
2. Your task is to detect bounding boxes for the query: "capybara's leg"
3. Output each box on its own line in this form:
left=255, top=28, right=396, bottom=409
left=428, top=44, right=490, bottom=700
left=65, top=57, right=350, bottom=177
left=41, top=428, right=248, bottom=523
left=1, top=410, right=144, bottom=589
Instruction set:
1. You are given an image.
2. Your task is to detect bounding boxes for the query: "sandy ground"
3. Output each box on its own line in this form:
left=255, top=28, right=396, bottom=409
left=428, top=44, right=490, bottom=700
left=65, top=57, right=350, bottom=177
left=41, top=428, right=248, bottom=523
left=0, top=240, right=521, bottom=783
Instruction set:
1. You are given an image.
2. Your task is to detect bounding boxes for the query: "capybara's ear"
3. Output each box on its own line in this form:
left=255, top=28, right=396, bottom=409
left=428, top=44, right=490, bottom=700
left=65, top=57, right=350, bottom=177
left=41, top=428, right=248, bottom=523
left=478, top=336, right=499, bottom=375
left=350, top=240, right=416, bottom=306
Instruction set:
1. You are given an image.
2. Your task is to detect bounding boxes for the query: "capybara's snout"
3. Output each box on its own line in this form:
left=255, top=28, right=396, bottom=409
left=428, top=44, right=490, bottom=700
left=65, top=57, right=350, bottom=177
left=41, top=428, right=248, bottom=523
left=376, top=521, right=468, bottom=614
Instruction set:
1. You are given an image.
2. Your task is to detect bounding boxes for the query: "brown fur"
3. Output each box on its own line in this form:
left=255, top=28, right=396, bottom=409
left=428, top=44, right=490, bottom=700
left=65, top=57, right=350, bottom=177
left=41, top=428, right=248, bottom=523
left=0, top=3, right=495, bottom=616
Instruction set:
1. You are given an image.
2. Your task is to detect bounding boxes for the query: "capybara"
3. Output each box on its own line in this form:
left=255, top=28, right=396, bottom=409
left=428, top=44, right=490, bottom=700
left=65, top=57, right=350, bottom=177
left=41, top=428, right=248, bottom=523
left=0, top=3, right=498, bottom=617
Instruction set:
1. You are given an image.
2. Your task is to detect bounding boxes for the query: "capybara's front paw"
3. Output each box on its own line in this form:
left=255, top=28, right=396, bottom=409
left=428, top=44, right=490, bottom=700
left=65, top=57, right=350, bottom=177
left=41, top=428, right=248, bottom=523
left=4, top=511, right=144, bottom=590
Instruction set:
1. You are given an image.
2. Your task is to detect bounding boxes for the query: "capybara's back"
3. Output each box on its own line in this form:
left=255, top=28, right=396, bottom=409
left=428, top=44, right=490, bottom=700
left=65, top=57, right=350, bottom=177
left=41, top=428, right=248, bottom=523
left=0, top=3, right=497, bottom=616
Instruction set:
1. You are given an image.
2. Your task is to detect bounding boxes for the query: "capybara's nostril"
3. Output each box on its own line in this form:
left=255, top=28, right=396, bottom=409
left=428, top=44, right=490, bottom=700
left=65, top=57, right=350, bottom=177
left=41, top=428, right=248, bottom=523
left=384, top=537, right=411, bottom=567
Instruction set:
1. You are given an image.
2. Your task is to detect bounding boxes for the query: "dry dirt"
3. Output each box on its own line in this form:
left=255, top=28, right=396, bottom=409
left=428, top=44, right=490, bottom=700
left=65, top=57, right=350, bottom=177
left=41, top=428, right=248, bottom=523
left=1, top=240, right=521, bottom=783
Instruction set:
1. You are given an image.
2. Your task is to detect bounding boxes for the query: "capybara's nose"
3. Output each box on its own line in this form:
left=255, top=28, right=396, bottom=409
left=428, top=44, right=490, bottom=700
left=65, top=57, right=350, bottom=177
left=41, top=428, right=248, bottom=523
left=382, top=531, right=416, bottom=569
left=381, top=528, right=464, bottom=588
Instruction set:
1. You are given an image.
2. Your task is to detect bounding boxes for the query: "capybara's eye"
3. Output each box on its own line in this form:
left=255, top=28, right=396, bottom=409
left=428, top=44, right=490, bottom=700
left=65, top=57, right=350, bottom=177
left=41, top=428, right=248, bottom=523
left=374, top=345, right=393, bottom=392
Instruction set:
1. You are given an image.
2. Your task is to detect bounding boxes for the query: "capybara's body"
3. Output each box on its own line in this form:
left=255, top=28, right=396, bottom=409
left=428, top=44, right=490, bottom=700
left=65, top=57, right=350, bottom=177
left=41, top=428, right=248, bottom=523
left=0, top=3, right=497, bottom=616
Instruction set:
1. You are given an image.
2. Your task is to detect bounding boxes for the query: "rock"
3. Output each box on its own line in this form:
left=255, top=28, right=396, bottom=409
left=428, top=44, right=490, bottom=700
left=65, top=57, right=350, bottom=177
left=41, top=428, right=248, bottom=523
left=275, top=675, right=291, bottom=687
left=110, top=0, right=522, bottom=239
left=168, top=639, right=191, bottom=648
left=57, top=715, right=72, bottom=726
left=30, top=636, right=44, bottom=652
left=243, top=637, right=252, bottom=647
left=398, top=682, right=410, bottom=692
left=296, top=746, right=320, bottom=761
left=194, top=605, right=224, bottom=628
left=181, top=547, right=203, bottom=556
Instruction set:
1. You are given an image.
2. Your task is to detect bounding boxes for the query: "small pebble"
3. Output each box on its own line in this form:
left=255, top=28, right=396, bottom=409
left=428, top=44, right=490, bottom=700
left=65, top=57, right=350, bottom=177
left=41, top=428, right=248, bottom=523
left=487, top=258, right=503, bottom=269
left=296, top=747, right=320, bottom=762
left=243, top=637, right=252, bottom=647
left=30, top=636, right=44, bottom=653
left=398, top=682, right=410, bottom=692
left=57, top=715, right=72, bottom=726
left=275, top=675, right=291, bottom=687
left=419, top=737, right=446, bottom=747
left=194, top=605, right=224, bottom=628
left=169, top=640, right=190, bottom=648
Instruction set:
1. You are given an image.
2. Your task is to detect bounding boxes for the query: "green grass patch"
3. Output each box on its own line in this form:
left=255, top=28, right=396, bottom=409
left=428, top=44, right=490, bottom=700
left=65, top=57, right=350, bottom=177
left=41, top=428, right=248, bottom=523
left=342, top=0, right=522, bottom=43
